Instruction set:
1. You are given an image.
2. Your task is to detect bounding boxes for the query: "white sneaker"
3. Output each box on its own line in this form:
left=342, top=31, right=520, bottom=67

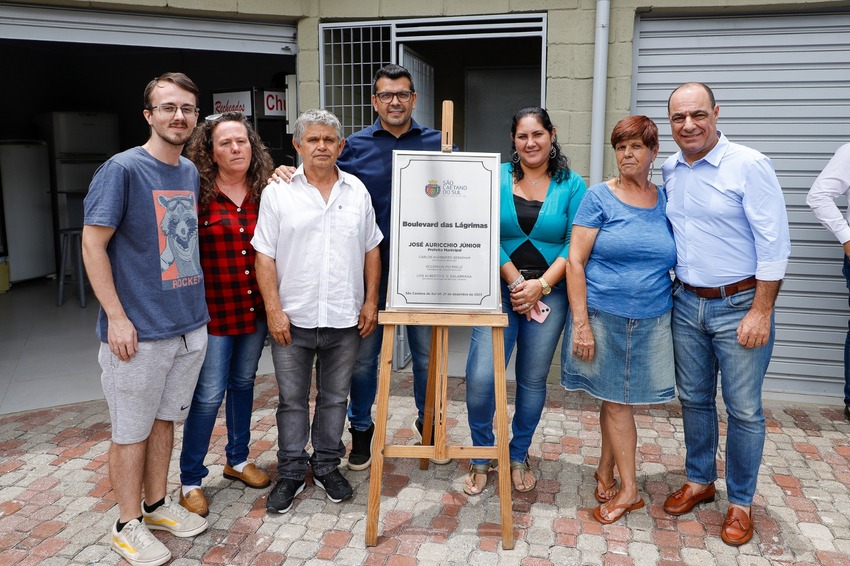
left=143, top=495, right=208, bottom=538
left=111, top=518, right=171, bottom=566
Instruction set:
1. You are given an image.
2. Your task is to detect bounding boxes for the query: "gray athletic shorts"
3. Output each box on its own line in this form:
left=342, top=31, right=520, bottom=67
left=99, top=325, right=207, bottom=445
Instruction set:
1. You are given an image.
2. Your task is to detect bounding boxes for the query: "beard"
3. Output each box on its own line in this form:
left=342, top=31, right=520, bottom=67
left=153, top=120, right=193, bottom=147
left=381, top=105, right=411, bottom=126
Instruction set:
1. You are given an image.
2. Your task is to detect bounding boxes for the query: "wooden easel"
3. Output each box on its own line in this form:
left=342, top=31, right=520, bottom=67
left=365, top=102, right=515, bottom=550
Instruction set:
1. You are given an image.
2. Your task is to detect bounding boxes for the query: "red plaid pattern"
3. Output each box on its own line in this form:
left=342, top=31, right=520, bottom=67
left=199, top=193, right=264, bottom=336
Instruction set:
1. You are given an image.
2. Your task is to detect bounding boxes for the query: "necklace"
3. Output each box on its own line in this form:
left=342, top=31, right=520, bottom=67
left=525, top=172, right=549, bottom=186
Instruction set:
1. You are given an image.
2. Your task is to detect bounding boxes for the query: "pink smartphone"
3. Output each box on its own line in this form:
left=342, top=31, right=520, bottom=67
left=530, top=301, right=551, bottom=323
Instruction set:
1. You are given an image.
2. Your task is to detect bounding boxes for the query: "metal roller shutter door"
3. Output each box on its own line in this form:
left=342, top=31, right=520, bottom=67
left=633, top=11, right=850, bottom=400
left=0, top=4, right=296, bottom=54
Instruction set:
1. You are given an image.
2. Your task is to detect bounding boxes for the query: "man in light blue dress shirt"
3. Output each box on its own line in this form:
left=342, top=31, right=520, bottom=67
left=660, top=82, right=791, bottom=547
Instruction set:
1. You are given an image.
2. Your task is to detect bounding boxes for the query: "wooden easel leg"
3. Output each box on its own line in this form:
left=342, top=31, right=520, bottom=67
left=366, top=324, right=397, bottom=547
left=432, top=327, right=450, bottom=464
left=491, top=326, right=514, bottom=550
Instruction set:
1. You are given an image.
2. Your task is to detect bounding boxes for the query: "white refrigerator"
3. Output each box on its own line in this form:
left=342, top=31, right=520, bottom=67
left=0, top=141, right=55, bottom=282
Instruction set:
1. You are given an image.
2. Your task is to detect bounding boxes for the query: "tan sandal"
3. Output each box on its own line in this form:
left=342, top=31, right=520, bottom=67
left=511, top=457, right=536, bottom=493
left=463, top=460, right=496, bottom=496
left=593, top=498, right=645, bottom=524
left=594, top=471, right=618, bottom=503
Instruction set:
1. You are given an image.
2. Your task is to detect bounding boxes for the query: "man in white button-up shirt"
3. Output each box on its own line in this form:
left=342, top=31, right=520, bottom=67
left=806, top=142, right=850, bottom=423
left=253, top=109, right=382, bottom=513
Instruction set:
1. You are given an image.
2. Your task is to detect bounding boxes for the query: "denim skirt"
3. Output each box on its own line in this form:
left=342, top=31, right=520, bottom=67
left=561, top=307, right=675, bottom=405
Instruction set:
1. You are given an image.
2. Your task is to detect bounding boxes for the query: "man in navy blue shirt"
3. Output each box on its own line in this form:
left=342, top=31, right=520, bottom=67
left=275, top=64, right=449, bottom=471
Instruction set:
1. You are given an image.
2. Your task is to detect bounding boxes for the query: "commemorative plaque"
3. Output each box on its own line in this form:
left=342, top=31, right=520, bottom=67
left=387, top=150, right=501, bottom=312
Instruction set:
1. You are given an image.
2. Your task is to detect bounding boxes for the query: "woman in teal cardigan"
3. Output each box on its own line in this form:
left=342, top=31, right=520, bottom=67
left=464, top=107, right=586, bottom=495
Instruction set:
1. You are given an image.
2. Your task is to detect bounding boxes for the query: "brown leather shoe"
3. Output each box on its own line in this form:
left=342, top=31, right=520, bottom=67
left=179, top=488, right=209, bottom=517
left=663, top=482, right=716, bottom=516
left=223, top=462, right=271, bottom=489
left=721, top=506, right=754, bottom=546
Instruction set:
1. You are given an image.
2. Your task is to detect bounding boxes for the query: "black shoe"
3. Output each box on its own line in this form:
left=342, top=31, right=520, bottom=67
left=347, top=423, right=374, bottom=471
left=266, top=478, right=305, bottom=513
left=313, top=468, right=353, bottom=503
left=845, top=405, right=850, bottom=422
left=412, top=418, right=452, bottom=465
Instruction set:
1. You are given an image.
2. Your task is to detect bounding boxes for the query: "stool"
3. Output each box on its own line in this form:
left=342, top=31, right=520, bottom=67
left=57, top=228, right=86, bottom=308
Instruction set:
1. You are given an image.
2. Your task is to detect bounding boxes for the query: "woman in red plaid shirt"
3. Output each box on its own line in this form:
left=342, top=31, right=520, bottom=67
left=178, top=112, right=275, bottom=517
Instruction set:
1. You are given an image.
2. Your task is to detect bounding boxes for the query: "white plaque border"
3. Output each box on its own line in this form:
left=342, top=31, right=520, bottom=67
left=387, top=150, right=501, bottom=313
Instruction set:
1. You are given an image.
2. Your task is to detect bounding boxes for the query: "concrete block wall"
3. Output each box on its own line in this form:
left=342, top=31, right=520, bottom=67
left=9, top=0, right=832, bottom=385
left=12, top=0, right=829, bottom=178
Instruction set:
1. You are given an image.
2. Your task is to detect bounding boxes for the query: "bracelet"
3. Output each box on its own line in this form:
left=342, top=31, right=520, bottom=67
left=507, top=275, right=525, bottom=291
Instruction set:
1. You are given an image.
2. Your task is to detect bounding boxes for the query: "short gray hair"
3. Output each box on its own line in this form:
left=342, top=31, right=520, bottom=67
left=293, top=109, right=344, bottom=144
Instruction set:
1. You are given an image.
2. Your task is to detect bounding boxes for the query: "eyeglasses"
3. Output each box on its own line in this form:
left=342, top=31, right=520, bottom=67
left=150, top=104, right=200, bottom=117
left=375, top=90, right=414, bottom=104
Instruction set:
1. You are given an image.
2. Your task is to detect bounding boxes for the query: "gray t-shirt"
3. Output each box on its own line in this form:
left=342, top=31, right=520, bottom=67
left=84, top=146, right=209, bottom=342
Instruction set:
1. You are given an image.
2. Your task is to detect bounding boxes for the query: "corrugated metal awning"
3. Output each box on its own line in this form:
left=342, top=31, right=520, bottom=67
left=0, top=4, right=297, bottom=55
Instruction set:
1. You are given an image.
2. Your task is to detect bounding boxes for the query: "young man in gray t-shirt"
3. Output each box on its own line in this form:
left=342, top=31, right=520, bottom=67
left=83, top=72, right=210, bottom=566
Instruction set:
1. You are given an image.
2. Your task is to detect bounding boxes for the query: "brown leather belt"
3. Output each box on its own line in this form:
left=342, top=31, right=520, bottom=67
left=680, top=276, right=757, bottom=299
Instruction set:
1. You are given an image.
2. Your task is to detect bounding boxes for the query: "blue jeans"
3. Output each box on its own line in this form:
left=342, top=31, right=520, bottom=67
left=272, top=325, right=360, bottom=479
left=842, top=256, right=850, bottom=407
left=347, top=323, right=432, bottom=432
left=672, top=282, right=774, bottom=506
left=465, top=283, right=568, bottom=464
left=179, top=320, right=267, bottom=486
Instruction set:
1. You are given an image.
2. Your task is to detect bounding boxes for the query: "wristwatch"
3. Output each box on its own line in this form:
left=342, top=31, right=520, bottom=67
left=539, top=277, right=551, bottom=295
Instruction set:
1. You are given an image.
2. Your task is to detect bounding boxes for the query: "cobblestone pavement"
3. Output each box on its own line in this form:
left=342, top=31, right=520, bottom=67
left=1, top=372, right=849, bottom=566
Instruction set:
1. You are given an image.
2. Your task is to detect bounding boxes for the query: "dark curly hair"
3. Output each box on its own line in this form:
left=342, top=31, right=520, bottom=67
left=185, top=112, right=274, bottom=207
left=509, top=106, right=570, bottom=183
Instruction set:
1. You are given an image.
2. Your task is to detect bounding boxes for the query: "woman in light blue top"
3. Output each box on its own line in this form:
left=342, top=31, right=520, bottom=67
left=464, top=107, right=586, bottom=496
left=563, top=115, right=676, bottom=524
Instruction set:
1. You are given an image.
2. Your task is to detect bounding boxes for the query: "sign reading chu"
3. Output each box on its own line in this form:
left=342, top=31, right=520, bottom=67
left=262, top=91, right=286, bottom=117
left=388, top=150, right=501, bottom=312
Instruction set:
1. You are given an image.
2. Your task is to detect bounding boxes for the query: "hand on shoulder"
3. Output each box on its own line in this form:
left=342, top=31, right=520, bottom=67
left=269, top=165, right=296, bottom=185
